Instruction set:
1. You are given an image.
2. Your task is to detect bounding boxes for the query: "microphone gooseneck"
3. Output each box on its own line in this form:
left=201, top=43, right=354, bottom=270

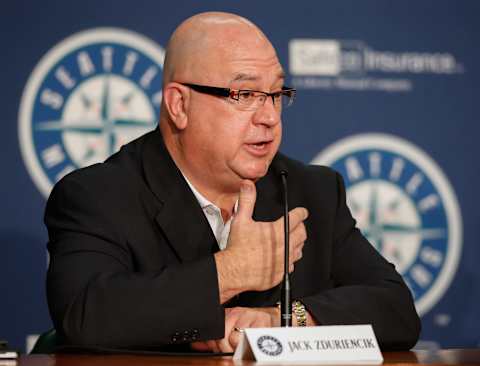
left=279, top=169, right=292, bottom=327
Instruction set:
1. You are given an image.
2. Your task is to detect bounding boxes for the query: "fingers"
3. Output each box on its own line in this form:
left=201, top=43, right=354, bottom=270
left=288, top=207, right=309, bottom=231
left=273, top=207, right=307, bottom=275
left=288, top=233, right=304, bottom=263
left=216, top=338, right=234, bottom=353
left=191, top=341, right=210, bottom=351
left=274, top=207, right=307, bottom=241
left=216, top=307, right=244, bottom=353
left=273, top=207, right=307, bottom=238
left=191, top=340, right=221, bottom=353
left=235, top=180, right=257, bottom=222
left=223, top=307, right=276, bottom=351
left=290, top=221, right=307, bottom=247
left=288, top=220, right=306, bottom=272
left=228, top=329, right=242, bottom=350
left=206, top=340, right=220, bottom=353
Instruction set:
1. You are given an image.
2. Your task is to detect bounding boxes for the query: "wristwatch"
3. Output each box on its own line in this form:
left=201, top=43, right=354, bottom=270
left=293, top=300, right=307, bottom=327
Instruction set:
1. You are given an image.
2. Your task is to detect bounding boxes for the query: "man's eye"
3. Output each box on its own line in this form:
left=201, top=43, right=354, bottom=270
left=238, top=91, right=255, bottom=100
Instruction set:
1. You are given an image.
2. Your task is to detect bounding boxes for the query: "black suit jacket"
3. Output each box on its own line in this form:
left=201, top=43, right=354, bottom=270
left=45, top=129, right=420, bottom=351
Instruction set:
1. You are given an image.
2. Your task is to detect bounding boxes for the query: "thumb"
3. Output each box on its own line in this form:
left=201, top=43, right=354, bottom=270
left=236, top=180, right=257, bottom=221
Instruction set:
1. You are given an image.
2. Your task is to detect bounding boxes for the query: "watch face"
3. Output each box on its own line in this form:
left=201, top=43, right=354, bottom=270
left=312, top=133, right=462, bottom=316
left=257, top=335, right=283, bottom=356
left=19, top=28, right=165, bottom=197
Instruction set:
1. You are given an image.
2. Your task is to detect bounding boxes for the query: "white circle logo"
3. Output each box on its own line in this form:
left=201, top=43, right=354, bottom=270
left=311, top=133, right=462, bottom=316
left=257, top=335, right=283, bottom=356
left=19, top=28, right=165, bottom=197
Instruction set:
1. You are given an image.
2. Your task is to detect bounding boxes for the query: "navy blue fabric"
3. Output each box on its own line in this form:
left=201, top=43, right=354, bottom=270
left=1, top=0, right=478, bottom=351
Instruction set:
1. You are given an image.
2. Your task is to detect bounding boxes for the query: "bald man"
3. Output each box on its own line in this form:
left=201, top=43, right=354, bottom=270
left=45, top=12, right=420, bottom=353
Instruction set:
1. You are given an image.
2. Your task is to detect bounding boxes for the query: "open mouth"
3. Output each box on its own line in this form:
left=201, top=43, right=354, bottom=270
left=250, top=142, right=268, bottom=149
left=245, top=140, right=273, bottom=156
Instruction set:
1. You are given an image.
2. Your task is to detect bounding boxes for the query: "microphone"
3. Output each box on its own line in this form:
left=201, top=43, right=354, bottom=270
left=279, top=166, right=292, bottom=327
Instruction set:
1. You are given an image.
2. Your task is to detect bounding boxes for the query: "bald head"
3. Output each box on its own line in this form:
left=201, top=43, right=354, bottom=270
left=162, top=12, right=277, bottom=85
left=159, top=12, right=285, bottom=200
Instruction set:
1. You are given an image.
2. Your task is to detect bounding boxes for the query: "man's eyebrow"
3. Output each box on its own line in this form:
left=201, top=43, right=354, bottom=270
left=231, top=73, right=259, bottom=82
left=230, top=71, right=286, bottom=83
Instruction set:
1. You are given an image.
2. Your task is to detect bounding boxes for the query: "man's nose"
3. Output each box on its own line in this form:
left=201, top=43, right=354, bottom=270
left=252, top=97, right=281, bottom=126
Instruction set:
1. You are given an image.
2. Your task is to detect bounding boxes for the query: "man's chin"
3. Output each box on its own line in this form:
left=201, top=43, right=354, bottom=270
left=237, top=162, right=272, bottom=181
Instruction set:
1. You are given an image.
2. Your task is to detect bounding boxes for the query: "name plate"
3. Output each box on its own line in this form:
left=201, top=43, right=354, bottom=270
left=233, top=325, right=383, bottom=364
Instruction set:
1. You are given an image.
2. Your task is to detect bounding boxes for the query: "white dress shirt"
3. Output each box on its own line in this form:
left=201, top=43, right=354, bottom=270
left=182, top=175, right=237, bottom=250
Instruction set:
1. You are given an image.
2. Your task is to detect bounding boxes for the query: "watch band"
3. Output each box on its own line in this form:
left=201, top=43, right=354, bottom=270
left=293, top=300, right=307, bottom=327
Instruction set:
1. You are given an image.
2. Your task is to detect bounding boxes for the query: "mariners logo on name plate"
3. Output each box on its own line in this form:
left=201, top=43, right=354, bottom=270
left=257, top=335, right=283, bottom=356
left=19, top=28, right=165, bottom=197
left=312, top=133, right=462, bottom=316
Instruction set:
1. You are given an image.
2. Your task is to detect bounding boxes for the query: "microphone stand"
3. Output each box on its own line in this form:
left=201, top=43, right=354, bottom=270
left=280, top=170, right=292, bottom=327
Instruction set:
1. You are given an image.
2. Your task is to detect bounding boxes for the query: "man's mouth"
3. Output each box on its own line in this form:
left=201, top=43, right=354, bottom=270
left=245, top=140, right=274, bottom=156
left=251, top=142, right=267, bottom=149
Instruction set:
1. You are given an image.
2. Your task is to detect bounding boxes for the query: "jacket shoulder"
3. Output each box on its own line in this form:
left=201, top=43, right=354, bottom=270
left=46, top=134, right=151, bottom=216
left=275, top=153, right=340, bottom=187
left=51, top=131, right=150, bottom=194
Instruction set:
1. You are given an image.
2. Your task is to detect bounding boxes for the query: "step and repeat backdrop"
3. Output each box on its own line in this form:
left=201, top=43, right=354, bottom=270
left=1, top=0, right=478, bottom=352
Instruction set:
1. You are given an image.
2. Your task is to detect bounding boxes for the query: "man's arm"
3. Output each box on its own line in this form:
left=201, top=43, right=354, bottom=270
left=299, top=171, right=421, bottom=351
left=46, top=173, right=225, bottom=348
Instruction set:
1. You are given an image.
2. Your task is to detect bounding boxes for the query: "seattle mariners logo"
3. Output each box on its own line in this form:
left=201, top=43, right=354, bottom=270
left=257, top=335, right=283, bottom=356
left=312, top=133, right=462, bottom=316
left=19, top=28, right=164, bottom=197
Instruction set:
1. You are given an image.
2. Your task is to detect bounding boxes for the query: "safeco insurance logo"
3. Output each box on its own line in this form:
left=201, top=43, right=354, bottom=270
left=289, top=39, right=464, bottom=92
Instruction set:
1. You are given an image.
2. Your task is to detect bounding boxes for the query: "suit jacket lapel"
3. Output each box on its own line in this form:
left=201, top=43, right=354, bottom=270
left=140, top=133, right=290, bottom=306
left=254, top=160, right=284, bottom=222
left=141, top=129, right=217, bottom=262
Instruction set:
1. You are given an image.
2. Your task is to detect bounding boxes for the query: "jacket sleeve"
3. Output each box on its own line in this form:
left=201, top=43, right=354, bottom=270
left=300, top=172, right=421, bottom=351
left=45, top=173, right=225, bottom=349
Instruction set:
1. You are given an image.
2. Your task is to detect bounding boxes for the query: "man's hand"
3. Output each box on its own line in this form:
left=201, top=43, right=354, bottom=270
left=191, top=305, right=318, bottom=353
left=215, top=180, right=308, bottom=303
left=191, top=307, right=279, bottom=353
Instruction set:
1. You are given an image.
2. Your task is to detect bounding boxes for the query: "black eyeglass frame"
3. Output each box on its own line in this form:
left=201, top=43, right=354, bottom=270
left=181, top=83, right=296, bottom=107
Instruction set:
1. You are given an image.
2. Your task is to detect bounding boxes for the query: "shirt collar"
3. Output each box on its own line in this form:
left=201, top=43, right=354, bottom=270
left=182, top=173, right=216, bottom=210
left=181, top=173, right=239, bottom=215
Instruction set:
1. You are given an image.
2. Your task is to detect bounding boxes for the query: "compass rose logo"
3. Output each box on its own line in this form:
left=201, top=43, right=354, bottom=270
left=312, top=133, right=462, bottom=316
left=19, top=28, right=165, bottom=197
left=257, top=335, right=283, bottom=356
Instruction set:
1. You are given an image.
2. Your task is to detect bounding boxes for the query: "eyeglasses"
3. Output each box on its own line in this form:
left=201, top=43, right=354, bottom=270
left=181, top=83, right=296, bottom=111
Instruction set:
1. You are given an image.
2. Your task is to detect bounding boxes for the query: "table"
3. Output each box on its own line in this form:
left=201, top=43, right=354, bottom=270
left=8, top=349, right=480, bottom=366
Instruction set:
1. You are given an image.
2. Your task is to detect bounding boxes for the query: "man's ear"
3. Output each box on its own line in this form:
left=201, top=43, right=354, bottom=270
left=162, top=82, right=189, bottom=130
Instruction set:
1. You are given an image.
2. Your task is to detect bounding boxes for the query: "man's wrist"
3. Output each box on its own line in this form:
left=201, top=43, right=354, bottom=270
left=214, top=250, right=247, bottom=303
left=275, top=301, right=308, bottom=326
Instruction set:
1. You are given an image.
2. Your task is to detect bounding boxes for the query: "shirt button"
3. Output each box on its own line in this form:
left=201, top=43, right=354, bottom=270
left=205, top=206, right=215, bottom=215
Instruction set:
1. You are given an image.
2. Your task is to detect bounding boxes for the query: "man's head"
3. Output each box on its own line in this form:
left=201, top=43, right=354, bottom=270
left=160, top=12, right=288, bottom=194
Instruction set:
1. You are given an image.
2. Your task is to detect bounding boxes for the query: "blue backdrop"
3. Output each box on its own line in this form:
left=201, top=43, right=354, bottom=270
left=1, top=0, right=478, bottom=352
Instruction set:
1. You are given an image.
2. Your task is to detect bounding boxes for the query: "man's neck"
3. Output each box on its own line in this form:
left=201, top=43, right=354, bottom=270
left=183, top=172, right=237, bottom=222
left=186, top=174, right=238, bottom=221
left=162, top=129, right=238, bottom=219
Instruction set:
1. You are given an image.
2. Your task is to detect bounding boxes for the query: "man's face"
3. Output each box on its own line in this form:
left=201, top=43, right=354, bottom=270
left=182, top=35, right=284, bottom=189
